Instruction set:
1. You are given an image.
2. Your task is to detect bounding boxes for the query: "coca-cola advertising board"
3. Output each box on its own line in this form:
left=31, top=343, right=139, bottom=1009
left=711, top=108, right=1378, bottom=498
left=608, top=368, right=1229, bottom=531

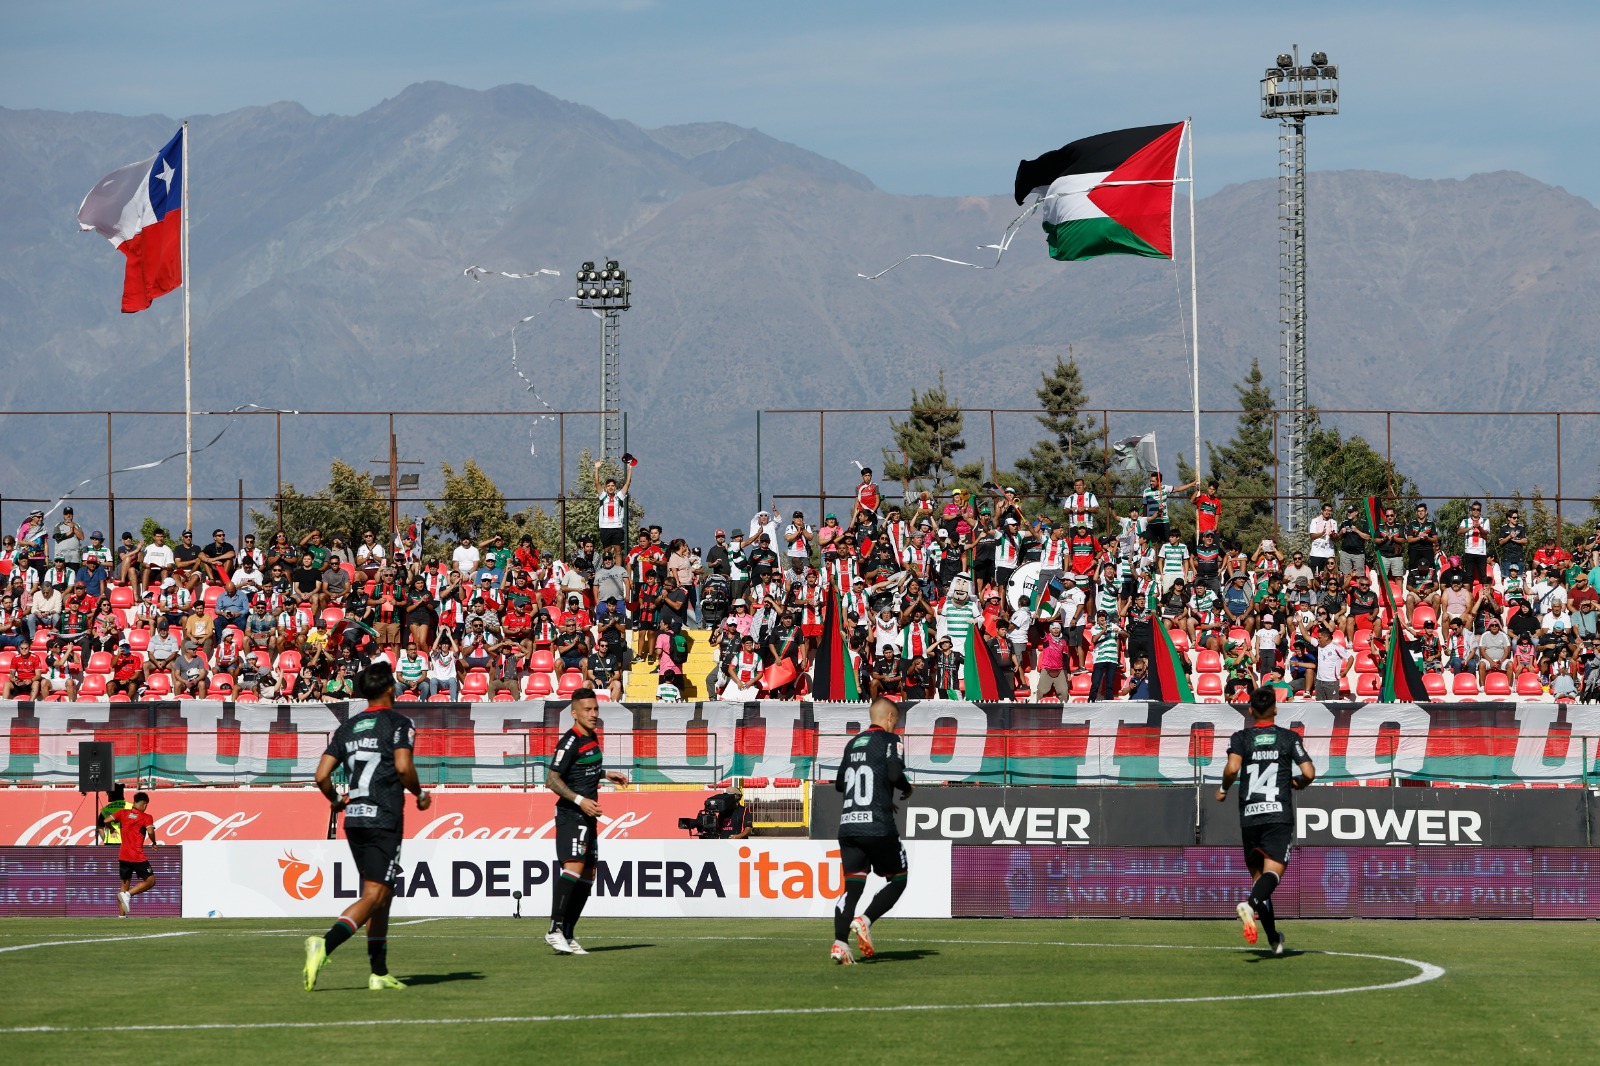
left=0, top=788, right=718, bottom=846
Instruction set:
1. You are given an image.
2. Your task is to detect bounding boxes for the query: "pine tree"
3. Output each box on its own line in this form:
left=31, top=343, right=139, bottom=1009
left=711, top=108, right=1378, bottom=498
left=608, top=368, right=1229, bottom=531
left=881, top=371, right=985, bottom=495
left=423, top=459, right=537, bottom=555
left=1205, top=358, right=1277, bottom=549
left=1304, top=412, right=1420, bottom=511
left=1015, top=350, right=1101, bottom=510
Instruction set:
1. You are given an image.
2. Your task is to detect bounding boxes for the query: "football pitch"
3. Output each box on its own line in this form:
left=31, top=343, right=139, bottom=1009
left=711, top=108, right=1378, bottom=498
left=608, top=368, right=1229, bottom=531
left=1, top=917, right=1596, bottom=1064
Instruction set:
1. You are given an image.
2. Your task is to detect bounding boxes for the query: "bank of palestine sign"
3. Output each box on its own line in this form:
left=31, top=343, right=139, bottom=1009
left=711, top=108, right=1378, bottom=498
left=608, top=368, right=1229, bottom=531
left=2, top=699, right=1595, bottom=787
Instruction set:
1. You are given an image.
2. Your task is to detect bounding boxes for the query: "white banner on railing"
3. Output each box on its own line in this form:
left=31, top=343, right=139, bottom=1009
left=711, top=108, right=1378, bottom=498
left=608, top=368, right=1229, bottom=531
left=181, top=839, right=952, bottom=919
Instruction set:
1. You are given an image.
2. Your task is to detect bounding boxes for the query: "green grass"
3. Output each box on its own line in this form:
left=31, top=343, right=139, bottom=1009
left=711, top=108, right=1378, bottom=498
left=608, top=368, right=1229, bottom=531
left=1, top=917, right=1597, bottom=1064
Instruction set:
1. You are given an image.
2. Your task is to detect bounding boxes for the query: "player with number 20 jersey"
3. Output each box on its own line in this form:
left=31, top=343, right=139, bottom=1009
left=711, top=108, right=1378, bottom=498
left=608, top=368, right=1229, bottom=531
left=830, top=697, right=913, bottom=965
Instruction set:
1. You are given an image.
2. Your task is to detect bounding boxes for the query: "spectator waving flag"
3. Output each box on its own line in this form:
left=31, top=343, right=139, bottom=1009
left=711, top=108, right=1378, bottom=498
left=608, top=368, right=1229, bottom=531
left=812, top=583, right=859, bottom=700
left=958, top=626, right=1015, bottom=701
left=1145, top=586, right=1195, bottom=702
left=1380, top=618, right=1429, bottom=703
left=77, top=128, right=185, bottom=312
left=1013, top=122, right=1186, bottom=261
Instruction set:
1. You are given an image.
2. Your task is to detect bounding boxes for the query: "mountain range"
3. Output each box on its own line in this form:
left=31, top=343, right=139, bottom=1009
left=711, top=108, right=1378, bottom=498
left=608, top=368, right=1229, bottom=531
left=3, top=80, right=1599, bottom=542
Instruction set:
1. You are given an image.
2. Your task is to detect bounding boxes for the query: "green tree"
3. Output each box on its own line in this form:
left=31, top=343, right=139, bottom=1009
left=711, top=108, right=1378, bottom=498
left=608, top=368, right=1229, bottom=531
left=424, top=459, right=537, bottom=554
left=1205, top=358, right=1277, bottom=549
left=250, top=460, right=390, bottom=543
left=1303, top=413, right=1420, bottom=513
left=881, top=371, right=984, bottom=495
left=1014, top=350, right=1101, bottom=511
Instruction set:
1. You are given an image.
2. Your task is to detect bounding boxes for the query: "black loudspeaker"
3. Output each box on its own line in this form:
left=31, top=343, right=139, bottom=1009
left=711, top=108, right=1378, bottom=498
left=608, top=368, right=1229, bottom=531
left=78, top=742, right=115, bottom=793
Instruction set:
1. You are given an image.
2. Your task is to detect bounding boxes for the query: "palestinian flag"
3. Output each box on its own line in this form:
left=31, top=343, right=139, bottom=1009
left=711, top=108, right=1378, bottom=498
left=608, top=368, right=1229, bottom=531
left=811, top=583, right=860, bottom=701
left=1028, top=572, right=1060, bottom=614
left=1014, top=122, right=1186, bottom=262
left=1147, top=608, right=1196, bottom=702
left=1379, top=616, right=1428, bottom=703
left=959, top=625, right=1015, bottom=701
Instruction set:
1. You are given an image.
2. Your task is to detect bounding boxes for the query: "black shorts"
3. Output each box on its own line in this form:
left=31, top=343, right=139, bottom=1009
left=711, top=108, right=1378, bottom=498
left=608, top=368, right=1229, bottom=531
left=345, top=826, right=403, bottom=885
left=119, top=860, right=153, bottom=881
left=837, top=834, right=908, bottom=878
left=598, top=528, right=625, bottom=550
left=1241, top=822, right=1294, bottom=868
left=555, top=807, right=599, bottom=866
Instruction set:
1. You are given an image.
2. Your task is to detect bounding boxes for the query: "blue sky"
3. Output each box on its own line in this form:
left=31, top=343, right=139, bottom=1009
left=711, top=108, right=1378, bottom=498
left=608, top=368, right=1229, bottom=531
left=6, top=1, right=1597, bottom=203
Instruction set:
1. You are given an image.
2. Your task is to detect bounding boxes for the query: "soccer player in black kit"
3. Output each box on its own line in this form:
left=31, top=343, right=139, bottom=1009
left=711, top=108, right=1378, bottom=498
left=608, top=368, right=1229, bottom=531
left=545, top=688, right=629, bottom=955
left=831, top=696, right=914, bottom=965
left=1216, top=686, right=1316, bottom=955
left=304, top=661, right=431, bottom=990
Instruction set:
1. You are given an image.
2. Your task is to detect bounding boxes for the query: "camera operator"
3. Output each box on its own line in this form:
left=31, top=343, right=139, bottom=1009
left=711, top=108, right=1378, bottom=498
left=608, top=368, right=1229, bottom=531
left=679, top=786, right=752, bottom=839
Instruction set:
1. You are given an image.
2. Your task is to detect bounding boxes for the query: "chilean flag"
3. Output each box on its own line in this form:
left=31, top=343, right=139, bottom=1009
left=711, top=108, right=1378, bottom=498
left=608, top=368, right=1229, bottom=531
left=77, top=128, right=184, bottom=313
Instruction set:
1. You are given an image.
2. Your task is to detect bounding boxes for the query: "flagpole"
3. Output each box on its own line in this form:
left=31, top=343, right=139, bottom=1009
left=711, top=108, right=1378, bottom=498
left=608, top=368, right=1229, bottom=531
left=181, top=119, right=193, bottom=532
left=1186, top=118, right=1200, bottom=523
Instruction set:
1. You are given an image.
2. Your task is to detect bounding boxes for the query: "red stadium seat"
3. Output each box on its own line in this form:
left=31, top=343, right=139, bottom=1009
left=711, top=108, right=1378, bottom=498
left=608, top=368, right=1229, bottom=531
left=528, top=649, right=556, bottom=674
left=1410, top=605, right=1436, bottom=629
left=1167, top=630, right=1190, bottom=654
left=203, top=586, right=224, bottom=611
left=1354, top=653, right=1377, bottom=675
left=1353, top=630, right=1373, bottom=654
left=491, top=690, right=517, bottom=702
left=109, top=586, right=136, bottom=609
left=205, top=674, right=236, bottom=699
left=1516, top=673, right=1545, bottom=697
left=86, top=651, right=115, bottom=676
left=31, top=630, right=54, bottom=651
left=1195, top=649, right=1222, bottom=673
left=0, top=649, right=18, bottom=674
left=1357, top=674, right=1381, bottom=697
left=320, top=607, right=345, bottom=628
left=461, top=672, right=489, bottom=699
left=235, top=690, right=259, bottom=703
left=142, top=673, right=171, bottom=698
left=1195, top=673, right=1224, bottom=697
left=1422, top=672, right=1447, bottom=697
left=523, top=673, right=554, bottom=698
left=1069, top=673, right=1092, bottom=697
left=77, top=674, right=108, bottom=699
left=1483, top=671, right=1512, bottom=696
left=1451, top=673, right=1479, bottom=697
left=127, top=629, right=151, bottom=653
left=556, top=671, right=584, bottom=697
left=276, top=650, right=302, bottom=673
left=428, top=693, right=454, bottom=702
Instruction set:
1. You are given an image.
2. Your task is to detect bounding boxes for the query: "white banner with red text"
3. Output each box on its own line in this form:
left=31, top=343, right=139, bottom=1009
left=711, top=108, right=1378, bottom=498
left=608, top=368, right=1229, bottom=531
left=180, top=838, right=952, bottom=919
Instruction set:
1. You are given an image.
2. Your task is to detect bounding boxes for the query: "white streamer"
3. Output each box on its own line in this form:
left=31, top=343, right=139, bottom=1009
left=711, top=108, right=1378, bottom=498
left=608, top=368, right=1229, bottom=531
left=857, top=200, right=1041, bottom=280
left=38, top=403, right=301, bottom=522
left=508, top=298, right=581, bottom=456
left=463, top=266, right=561, bottom=282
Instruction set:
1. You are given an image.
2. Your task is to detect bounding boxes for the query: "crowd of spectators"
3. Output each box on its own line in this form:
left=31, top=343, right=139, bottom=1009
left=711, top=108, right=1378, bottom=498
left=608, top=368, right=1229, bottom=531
left=4, top=473, right=1599, bottom=704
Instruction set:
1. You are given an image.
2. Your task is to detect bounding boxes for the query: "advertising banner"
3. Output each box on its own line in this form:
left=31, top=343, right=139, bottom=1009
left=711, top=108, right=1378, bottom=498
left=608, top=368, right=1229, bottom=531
left=953, top=846, right=1600, bottom=919
left=181, top=839, right=953, bottom=919
left=811, top=785, right=1196, bottom=846
left=1201, top=787, right=1592, bottom=848
left=0, top=787, right=716, bottom=847
left=817, top=785, right=1594, bottom=848
left=5, top=699, right=1597, bottom=787
left=0, top=845, right=182, bottom=917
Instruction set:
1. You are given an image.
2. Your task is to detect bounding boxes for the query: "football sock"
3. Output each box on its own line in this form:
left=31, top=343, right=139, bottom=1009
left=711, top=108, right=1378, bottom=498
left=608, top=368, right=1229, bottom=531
left=367, top=936, right=388, bottom=977
left=864, top=872, right=908, bottom=923
left=834, top=873, right=868, bottom=942
left=324, top=915, right=358, bottom=954
left=562, top=878, right=594, bottom=939
left=1249, top=871, right=1281, bottom=943
left=550, top=870, right=580, bottom=934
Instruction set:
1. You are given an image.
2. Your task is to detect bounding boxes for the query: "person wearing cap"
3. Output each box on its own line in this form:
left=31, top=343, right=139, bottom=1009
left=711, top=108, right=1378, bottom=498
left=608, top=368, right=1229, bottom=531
left=169, top=639, right=208, bottom=697
left=169, top=529, right=205, bottom=593
left=15, top=510, right=49, bottom=577
left=72, top=551, right=109, bottom=601
left=1253, top=611, right=1283, bottom=678
left=51, top=508, right=86, bottom=567
left=782, top=510, right=814, bottom=578
left=818, top=512, right=844, bottom=563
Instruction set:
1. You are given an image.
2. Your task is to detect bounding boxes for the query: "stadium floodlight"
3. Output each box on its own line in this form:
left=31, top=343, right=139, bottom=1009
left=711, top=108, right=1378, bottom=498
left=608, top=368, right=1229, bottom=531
left=576, top=257, right=632, bottom=462
left=1260, top=45, right=1339, bottom=534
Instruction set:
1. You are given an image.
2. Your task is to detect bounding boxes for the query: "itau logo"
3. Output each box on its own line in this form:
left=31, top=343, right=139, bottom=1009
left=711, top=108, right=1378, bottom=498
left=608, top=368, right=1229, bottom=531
left=278, top=851, right=324, bottom=900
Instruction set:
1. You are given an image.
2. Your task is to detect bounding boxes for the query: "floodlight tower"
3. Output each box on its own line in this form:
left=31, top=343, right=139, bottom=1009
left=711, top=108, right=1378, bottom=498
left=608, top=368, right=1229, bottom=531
left=574, top=259, right=632, bottom=463
left=1261, top=46, right=1339, bottom=533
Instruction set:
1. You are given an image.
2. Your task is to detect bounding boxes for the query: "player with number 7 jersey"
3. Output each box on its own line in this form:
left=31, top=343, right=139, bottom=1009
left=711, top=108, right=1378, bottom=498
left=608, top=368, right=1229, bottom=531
left=1217, top=687, right=1315, bottom=956
left=830, top=697, right=914, bottom=965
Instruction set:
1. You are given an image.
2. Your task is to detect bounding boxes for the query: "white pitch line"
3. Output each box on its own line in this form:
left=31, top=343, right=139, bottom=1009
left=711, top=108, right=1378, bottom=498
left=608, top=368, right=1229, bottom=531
left=0, top=940, right=1444, bottom=1035
left=0, top=931, right=196, bottom=955
left=392, top=917, right=450, bottom=926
